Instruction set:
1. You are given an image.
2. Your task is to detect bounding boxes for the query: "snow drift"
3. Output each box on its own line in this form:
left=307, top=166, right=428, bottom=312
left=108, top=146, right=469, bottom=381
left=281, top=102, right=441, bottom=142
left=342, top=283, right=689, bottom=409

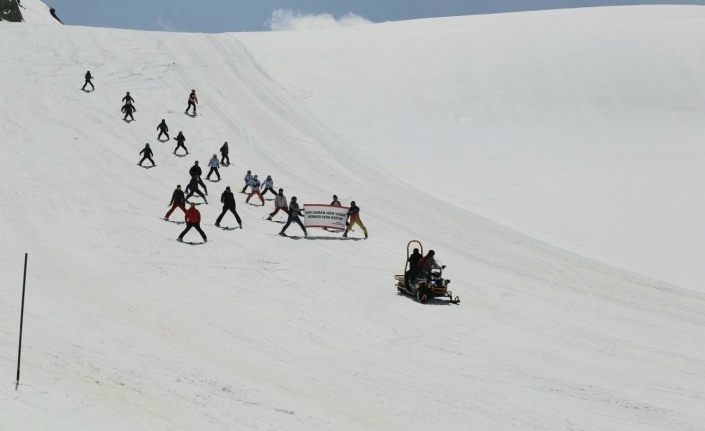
left=1, top=2, right=703, bottom=430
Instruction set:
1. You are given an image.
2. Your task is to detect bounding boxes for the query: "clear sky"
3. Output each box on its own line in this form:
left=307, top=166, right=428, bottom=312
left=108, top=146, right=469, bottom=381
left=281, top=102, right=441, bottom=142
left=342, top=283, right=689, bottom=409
left=46, top=0, right=705, bottom=32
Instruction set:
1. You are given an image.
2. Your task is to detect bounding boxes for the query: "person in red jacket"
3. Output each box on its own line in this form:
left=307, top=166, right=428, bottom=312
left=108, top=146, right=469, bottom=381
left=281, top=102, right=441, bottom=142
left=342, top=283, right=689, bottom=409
left=177, top=203, right=207, bottom=243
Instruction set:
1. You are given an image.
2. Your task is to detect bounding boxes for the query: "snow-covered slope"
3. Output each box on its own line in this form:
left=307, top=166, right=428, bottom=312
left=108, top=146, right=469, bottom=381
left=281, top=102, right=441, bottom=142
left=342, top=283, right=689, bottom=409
left=239, top=6, right=705, bottom=290
left=1, top=6, right=704, bottom=431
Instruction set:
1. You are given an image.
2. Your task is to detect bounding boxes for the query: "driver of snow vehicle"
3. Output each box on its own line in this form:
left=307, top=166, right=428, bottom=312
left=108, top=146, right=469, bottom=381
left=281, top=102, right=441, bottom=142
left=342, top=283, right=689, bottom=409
left=406, top=248, right=423, bottom=288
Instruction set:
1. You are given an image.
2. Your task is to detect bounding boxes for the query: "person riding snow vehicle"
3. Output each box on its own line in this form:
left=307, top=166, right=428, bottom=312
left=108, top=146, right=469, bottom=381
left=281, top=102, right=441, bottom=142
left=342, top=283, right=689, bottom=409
left=418, top=250, right=441, bottom=280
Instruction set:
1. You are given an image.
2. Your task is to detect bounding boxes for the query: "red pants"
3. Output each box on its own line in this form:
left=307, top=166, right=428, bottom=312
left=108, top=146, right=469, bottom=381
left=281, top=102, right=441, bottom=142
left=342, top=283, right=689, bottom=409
left=246, top=190, right=264, bottom=205
left=269, top=206, right=289, bottom=218
left=165, top=204, right=186, bottom=219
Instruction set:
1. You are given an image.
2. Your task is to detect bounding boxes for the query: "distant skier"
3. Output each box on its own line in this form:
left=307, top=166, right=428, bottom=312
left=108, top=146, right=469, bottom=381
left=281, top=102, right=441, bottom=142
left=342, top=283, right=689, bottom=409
left=164, top=185, right=186, bottom=220
left=173, top=131, right=188, bottom=155
left=343, top=201, right=368, bottom=239
left=185, top=176, right=208, bottom=204
left=157, top=119, right=169, bottom=140
left=262, top=175, right=276, bottom=197
left=206, top=154, right=221, bottom=181
left=138, top=143, right=155, bottom=167
left=81, top=70, right=94, bottom=91
left=215, top=186, right=242, bottom=229
left=245, top=175, right=264, bottom=206
left=267, top=189, right=288, bottom=220
left=240, top=170, right=253, bottom=193
left=220, top=141, right=230, bottom=166
left=177, top=203, right=207, bottom=243
left=121, top=103, right=135, bottom=121
left=330, top=195, right=341, bottom=207
left=122, top=92, right=135, bottom=108
left=185, top=89, right=198, bottom=116
left=279, top=196, right=307, bottom=237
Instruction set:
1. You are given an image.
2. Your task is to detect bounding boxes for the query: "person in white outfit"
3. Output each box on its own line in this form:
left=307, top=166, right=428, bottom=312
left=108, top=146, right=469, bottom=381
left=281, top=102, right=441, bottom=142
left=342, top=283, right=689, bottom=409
left=267, top=189, right=289, bottom=220
left=206, top=154, right=220, bottom=181
left=262, top=175, right=276, bottom=197
left=245, top=174, right=265, bottom=206
left=241, top=170, right=253, bottom=193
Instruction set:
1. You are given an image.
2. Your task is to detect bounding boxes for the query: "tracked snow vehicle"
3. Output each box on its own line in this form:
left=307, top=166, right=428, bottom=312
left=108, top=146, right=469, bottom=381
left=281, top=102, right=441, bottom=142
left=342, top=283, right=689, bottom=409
left=395, top=240, right=459, bottom=304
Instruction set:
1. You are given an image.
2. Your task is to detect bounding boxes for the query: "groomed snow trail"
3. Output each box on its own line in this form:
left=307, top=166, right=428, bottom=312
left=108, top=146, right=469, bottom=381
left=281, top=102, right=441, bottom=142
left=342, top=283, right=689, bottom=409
left=1, top=13, right=704, bottom=431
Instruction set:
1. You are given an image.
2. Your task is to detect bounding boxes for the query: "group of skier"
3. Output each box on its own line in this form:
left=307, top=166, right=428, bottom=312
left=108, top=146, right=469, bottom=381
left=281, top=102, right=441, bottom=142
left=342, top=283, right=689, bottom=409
left=82, top=70, right=368, bottom=244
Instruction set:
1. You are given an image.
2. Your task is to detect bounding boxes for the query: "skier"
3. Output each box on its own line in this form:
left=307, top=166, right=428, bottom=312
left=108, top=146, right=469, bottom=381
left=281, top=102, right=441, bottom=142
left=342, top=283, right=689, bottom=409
left=185, top=89, right=198, bottom=116
left=177, top=203, right=207, bottom=243
left=267, top=189, right=288, bottom=220
left=164, top=185, right=186, bottom=220
left=138, top=143, right=155, bottom=167
left=185, top=176, right=208, bottom=204
left=206, top=154, right=221, bottom=181
left=122, top=92, right=135, bottom=108
left=262, top=175, right=276, bottom=197
left=173, top=131, right=188, bottom=155
left=343, top=201, right=368, bottom=239
left=245, top=175, right=264, bottom=206
left=81, top=70, right=94, bottom=91
left=279, top=196, right=307, bottom=237
left=157, top=119, right=169, bottom=140
left=220, top=141, right=230, bottom=166
left=121, top=102, right=135, bottom=121
left=240, top=170, right=253, bottom=193
left=189, top=161, right=202, bottom=179
left=331, top=195, right=341, bottom=207
left=215, top=186, right=242, bottom=229
left=406, top=248, right=423, bottom=288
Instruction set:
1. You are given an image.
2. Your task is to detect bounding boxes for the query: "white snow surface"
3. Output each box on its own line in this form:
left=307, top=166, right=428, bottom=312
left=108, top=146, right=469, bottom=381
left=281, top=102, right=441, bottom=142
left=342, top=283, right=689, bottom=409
left=1, top=4, right=704, bottom=431
left=239, top=5, right=705, bottom=290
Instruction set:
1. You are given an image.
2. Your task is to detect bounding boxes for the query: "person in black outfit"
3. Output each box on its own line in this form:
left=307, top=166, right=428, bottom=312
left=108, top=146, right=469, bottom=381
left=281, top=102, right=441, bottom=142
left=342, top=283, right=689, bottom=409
left=138, top=143, right=155, bottom=167
left=189, top=162, right=208, bottom=194
left=157, top=119, right=169, bottom=140
left=279, top=196, right=307, bottom=237
left=220, top=141, right=230, bottom=166
left=215, top=186, right=242, bottom=228
left=173, top=131, right=188, bottom=154
left=122, top=92, right=135, bottom=108
left=164, top=185, right=186, bottom=220
left=121, top=103, right=135, bottom=121
left=406, top=248, right=423, bottom=288
left=185, top=176, right=207, bottom=204
left=82, top=71, right=94, bottom=91
left=189, top=161, right=202, bottom=179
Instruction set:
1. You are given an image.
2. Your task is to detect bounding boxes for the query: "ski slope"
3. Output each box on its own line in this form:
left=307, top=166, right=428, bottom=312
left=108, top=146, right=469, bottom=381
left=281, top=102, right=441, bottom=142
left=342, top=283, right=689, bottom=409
left=1, top=3, right=704, bottom=430
left=240, top=5, right=705, bottom=290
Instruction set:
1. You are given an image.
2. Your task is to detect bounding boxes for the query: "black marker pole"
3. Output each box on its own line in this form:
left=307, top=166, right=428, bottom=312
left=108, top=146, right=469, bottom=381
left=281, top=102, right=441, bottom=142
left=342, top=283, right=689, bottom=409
left=15, top=253, right=28, bottom=391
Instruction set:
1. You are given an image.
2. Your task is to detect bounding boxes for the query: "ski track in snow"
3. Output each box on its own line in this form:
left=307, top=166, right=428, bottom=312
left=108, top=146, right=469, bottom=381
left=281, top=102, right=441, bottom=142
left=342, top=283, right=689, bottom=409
left=1, top=4, right=704, bottom=431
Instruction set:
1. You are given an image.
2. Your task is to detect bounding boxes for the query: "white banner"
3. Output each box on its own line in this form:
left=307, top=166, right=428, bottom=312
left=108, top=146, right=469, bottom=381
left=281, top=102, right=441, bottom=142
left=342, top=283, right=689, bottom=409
left=303, top=205, right=349, bottom=231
